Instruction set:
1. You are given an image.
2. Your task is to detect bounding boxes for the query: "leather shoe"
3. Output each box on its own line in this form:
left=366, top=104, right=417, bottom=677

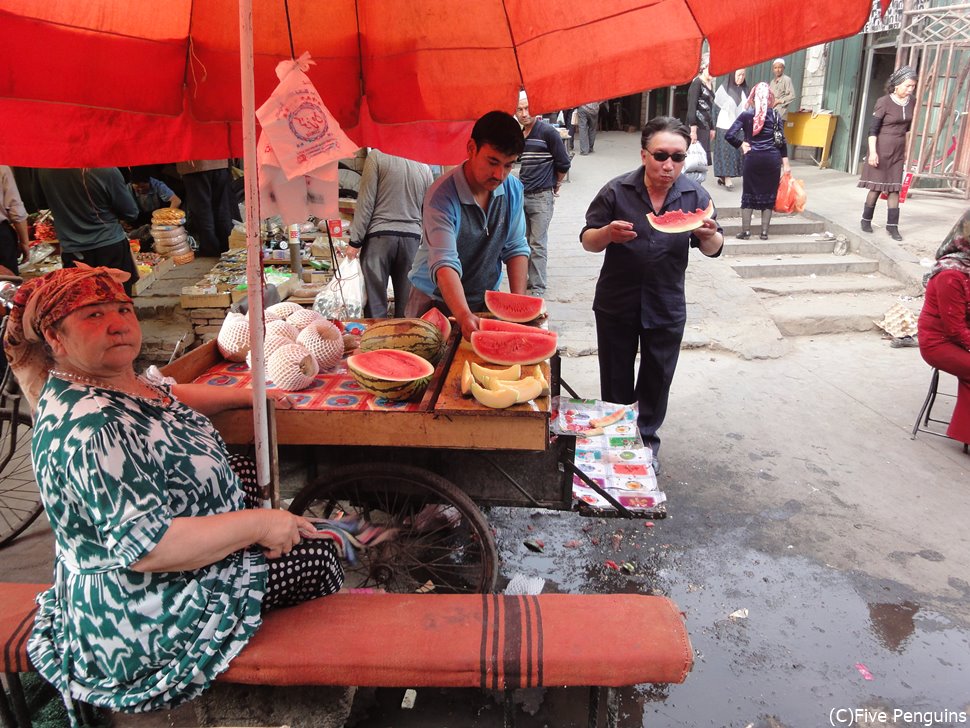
left=760, top=232, right=769, bottom=240
left=736, top=231, right=751, bottom=240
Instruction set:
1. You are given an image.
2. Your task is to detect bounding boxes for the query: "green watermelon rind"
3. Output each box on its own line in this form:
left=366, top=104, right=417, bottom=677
left=347, top=349, right=435, bottom=401
left=359, top=318, right=444, bottom=363
left=646, top=200, right=715, bottom=233
left=470, top=330, right=558, bottom=366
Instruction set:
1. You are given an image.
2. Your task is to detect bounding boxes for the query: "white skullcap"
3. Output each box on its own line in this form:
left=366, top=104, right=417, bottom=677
left=518, top=90, right=528, bottom=103
left=773, top=58, right=786, bottom=66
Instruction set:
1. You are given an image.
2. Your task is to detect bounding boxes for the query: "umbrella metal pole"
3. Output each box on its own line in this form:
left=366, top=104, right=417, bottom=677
left=239, top=0, right=272, bottom=506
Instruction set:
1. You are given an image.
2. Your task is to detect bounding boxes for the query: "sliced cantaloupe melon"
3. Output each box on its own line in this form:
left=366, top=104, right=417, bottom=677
left=470, top=380, right=518, bottom=409
left=532, top=365, right=550, bottom=397
left=460, top=360, right=474, bottom=397
left=470, top=362, right=521, bottom=385
left=488, top=376, right=543, bottom=403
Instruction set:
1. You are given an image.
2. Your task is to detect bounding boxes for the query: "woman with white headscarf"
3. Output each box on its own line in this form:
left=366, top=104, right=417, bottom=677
left=725, top=83, right=791, bottom=240
left=712, top=69, right=750, bottom=189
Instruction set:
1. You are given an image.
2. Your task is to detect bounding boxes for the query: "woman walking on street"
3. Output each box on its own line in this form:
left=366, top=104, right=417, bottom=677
left=686, top=62, right=715, bottom=166
left=858, top=66, right=918, bottom=241
left=725, top=83, right=790, bottom=240
left=712, top=69, right=749, bottom=189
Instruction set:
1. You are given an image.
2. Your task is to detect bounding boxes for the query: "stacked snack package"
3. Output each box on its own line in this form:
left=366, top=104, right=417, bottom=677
left=151, top=208, right=194, bottom=264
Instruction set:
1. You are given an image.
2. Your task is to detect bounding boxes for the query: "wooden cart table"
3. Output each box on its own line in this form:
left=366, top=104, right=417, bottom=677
left=163, top=327, right=578, bottom=594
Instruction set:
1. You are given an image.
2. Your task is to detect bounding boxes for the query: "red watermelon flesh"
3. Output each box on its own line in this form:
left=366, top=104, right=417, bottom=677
left=484, top=290, right=546, bottom=323
left=420, top=307, right=452, bottom=340
left=646, top=200, right=715, bottom=233
left=470, top=330, right=558, bottom=366
left=480, top=318, right=557, bottom=338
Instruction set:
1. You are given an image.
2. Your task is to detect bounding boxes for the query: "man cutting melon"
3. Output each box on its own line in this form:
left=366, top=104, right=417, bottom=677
left=580, top=116, right=724, bottom=474
left=406, top=111, right=530, bottom=340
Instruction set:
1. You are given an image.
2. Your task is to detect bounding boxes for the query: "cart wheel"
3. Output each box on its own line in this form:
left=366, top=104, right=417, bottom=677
left=0, top=411, right=43, bottom=548
left=289, top=463, right=498, bottom=594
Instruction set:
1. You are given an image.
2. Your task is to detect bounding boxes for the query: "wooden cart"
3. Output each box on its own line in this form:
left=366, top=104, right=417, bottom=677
left=163, top=328, right=650, bottom=594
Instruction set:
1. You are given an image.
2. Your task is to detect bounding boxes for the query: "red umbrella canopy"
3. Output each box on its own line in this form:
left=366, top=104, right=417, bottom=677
left=0, top=0, right=873, bottom=166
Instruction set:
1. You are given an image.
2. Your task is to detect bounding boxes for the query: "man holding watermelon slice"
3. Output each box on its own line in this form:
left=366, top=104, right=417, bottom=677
left=406, top=111, right=530, bottom=340
left=581, top=116, right=724, bottom=473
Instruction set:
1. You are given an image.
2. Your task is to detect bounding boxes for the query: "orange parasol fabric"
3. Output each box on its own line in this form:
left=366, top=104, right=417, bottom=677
left=1, top=0, right=874, bottom=166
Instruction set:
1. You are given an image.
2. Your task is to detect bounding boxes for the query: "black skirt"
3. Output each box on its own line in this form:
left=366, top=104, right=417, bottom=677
left=741, top=149, right=783, bottom=210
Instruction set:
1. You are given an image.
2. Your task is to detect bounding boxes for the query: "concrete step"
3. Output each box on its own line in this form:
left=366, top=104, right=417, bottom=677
left=745, top=272, right=906, bottom=296
left=761, top=291, right=920, bottom=336
left=722, top=237, right=839, bottom=256
left=135, top=296, right=182, bottom=319
left=718, top=215, right=826, bottom=236
left=728, top=254, right=879, bottom=279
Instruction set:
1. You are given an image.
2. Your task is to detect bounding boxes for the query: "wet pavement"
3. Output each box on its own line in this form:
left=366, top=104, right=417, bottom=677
left=344, top=339, right=970, bottom=728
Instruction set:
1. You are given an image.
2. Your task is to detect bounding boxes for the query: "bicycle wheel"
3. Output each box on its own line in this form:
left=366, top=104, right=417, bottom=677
left=0, top=411, right=43, bottom=548
left=289, top=463, right=498, bottom=594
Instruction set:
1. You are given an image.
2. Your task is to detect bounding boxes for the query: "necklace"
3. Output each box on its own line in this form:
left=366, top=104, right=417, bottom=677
left=889, top=93, right=910, bottom=107
left=49, top=369, right=173, bottom=405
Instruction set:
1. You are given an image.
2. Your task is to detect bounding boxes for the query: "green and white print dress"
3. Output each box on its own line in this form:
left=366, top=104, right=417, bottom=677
left=28, top=377, right=268, bottom=713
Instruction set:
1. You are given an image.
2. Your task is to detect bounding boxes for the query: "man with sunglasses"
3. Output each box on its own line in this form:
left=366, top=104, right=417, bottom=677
left=581, top=116, right=723, bottom=474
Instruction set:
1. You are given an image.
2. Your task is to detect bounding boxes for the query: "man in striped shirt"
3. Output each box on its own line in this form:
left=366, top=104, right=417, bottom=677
left=515, top=92, right=572, bottom=298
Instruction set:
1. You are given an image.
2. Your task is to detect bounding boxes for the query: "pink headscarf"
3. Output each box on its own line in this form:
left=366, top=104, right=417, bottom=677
left=3, top=263, right=131, bottom=410
left=747, top=82, right=776, bottom=135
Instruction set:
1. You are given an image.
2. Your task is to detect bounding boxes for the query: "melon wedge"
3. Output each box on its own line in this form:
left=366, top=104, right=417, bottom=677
left=484, top=290, right=546, bottom=323
left=488, top=375, right=544, bottom=403
left=421, top=307, right=453, bottom=341
left=470, top=331, right=558, bottom=366
left=479, top=318, right=557, bottom=338
left=532, top=365, right=550, bottom=397
left=470, top=362, right=521, bottom=385
left=460, top=360, right=473, bottom=397
left=470, top=380, right=518, bottom=409
left=646, top=200, right=714, bottom=233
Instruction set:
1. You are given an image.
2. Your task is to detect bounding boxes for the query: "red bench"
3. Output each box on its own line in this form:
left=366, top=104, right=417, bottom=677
left=1, top=582, right=693, bottom=727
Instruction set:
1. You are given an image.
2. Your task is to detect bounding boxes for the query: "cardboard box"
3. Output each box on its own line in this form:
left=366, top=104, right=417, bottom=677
left=180, top=290, right=232, bottom=309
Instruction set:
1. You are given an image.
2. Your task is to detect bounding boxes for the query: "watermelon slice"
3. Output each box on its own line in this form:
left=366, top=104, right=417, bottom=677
left=420, top=307, right=452, bottom=341
left=484, top=290, right=546, bottom=323
left=646, top=200, right=714, bottom=233
left=479, top=318, right=557, bottom=338
left=470, top=330, right=558, bottom=366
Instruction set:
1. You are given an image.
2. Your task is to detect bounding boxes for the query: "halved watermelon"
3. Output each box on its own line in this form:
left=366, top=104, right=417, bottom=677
left=479, top=318, right=556, bottom=338
left=646, top=200, right=714, bottom=233
left=420, top=307, right=452, bottom=341
left=470, top=330, right=558, bottom=366
left=484, top=290, right=546, bottom=323
left=346, top=348, right=435, bottom=401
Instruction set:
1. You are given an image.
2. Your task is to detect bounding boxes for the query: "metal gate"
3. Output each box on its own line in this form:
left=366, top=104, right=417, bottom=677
left=897, top=0, right=970, bottom=199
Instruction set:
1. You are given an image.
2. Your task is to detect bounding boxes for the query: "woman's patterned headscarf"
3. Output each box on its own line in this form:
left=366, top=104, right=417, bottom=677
left=887, top=66, right=918, bottom=93
left=926, top=210, right=970, bottom=285
left=747, top=83, right=776, bottom=135
left=3, top=263, right=131, bottom=410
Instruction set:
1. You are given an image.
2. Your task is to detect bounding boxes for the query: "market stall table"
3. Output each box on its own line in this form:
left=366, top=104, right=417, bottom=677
left=162, top=324, right=664, bottom=594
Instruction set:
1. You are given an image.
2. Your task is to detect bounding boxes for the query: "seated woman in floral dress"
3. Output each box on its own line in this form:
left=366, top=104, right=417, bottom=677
left=3, top=264, right=344, bottom=722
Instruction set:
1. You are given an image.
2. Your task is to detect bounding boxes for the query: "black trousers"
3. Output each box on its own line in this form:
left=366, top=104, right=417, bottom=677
left=0, top=221, right=20, bottom=275
left=183, top=168, right=234, bottom=257
left=594, top=313, right=684, bottom=455
left=61, top=238, right=139, bottom=296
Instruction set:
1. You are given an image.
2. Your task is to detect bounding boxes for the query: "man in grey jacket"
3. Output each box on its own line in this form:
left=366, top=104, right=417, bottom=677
left=346, top=149, right=433, bottom=317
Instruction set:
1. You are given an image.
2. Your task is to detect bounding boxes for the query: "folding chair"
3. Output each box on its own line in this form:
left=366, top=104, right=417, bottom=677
left=911, top=367, right=969, bottom=453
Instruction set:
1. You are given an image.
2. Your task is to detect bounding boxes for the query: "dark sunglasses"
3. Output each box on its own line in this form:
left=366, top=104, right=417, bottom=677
left=645, top=150, right=688, bottom=163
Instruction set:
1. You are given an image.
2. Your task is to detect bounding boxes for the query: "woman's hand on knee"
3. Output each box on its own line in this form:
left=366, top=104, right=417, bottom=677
left=257, top=510, right=315, bottom=559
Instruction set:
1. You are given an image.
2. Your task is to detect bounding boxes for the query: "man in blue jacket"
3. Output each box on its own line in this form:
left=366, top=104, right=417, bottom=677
left=406, top=111, right=529, bottom=340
